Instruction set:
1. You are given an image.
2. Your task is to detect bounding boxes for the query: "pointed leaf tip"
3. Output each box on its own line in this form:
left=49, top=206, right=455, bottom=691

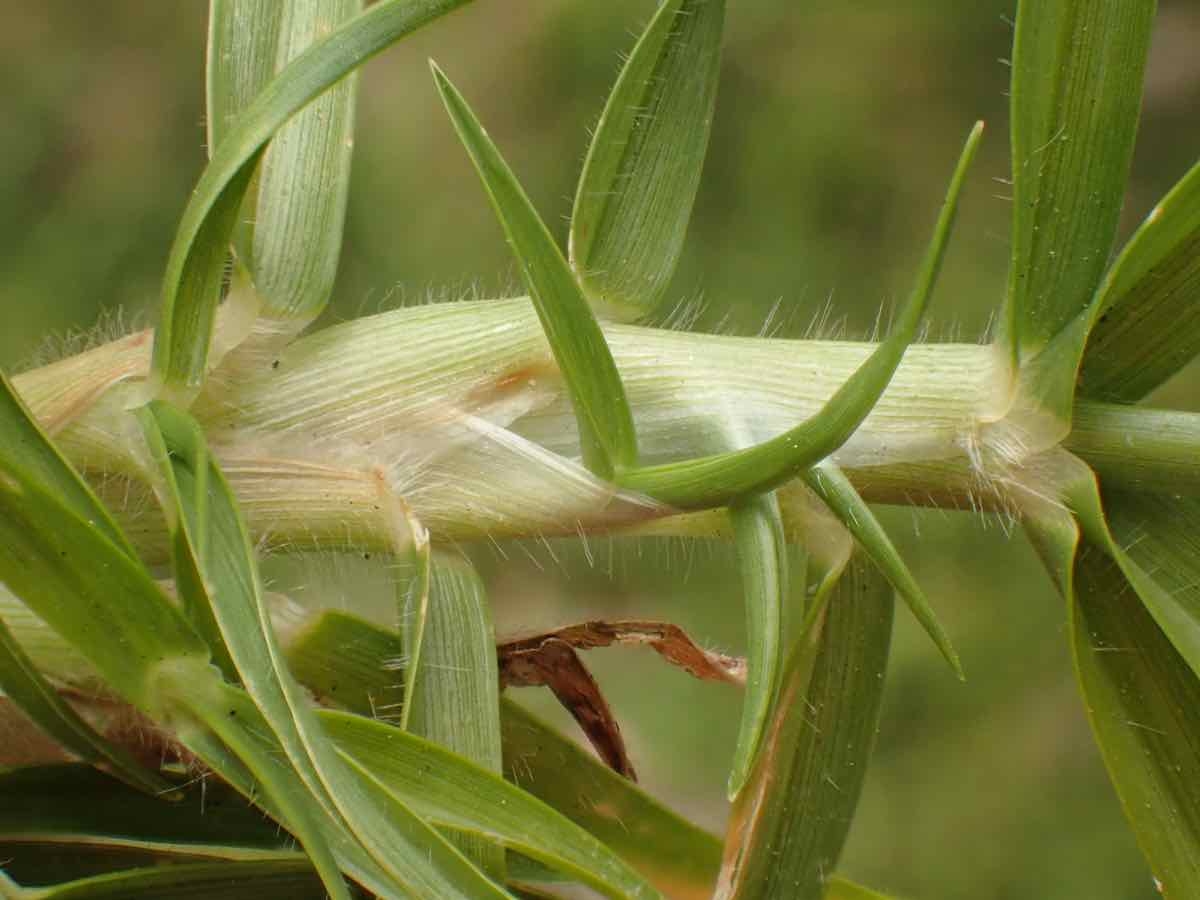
left=570, top=0, right=727, bottom=320
left=430, top=60, right=638, bottom=479
left=803, top=461, right=963, bottom=681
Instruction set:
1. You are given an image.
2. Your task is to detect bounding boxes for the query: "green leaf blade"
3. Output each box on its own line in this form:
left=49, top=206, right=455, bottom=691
left=431, top=61, right=638, bottom=479
left=325, top=711, right=661, bottom=900
left=405, top=554, right=505, bottom=876
left=569, top=0, right=725, bottom=319
left=141, top=402, right=512, bottom=900
left=718, top=558, right=893, bottom=900
left=251, top=0, right=362, bottom=323
left=1005, top=0, right=1154, bottom=363
left=0, top=619, right=174, bottom=797
left=1071, top=543, right=1200, bottom=895
left=727, top=493, right=787, bottom=799
left=1079, top=157, right=1200, bottom=401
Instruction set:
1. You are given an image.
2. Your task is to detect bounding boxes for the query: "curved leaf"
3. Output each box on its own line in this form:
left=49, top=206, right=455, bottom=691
left=570, top=0, right=725, bottom=319
left=0, top=619, right=173, bottom=796
left=1079, top=157, right=1200, bottom=401
left=431, top=62, right=638, bottom=480
left=1004, top=0, right=1153, bottom=364
left=1022, top=465, right=1200, bottom=896
left=1071, top=542, right=1200, bottom=896
left=281, top=607, right=719, bottom=897
left=152, top=0, right=475, bottom=398
left=619, top=123, right=984, bottom=508
left=325, top=709, right=661, bottom=900
left=140, top=401, right=511, bottom=900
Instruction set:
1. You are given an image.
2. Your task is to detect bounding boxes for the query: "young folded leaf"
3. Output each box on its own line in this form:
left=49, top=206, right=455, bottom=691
left=726, top=492, right=788, bottom=799
left=405, top=553, right=505, bottom=876
left=431, top=62, right=638, bottom=480
left=1079, top=157, right=1200, bottom=402
left=139, top=401, right=512, bottom=900
left=1004, top=0, right=1153, bottom=367
left=802, top=460, right=962, bottom=678
left=152, top=0, right=475, bottom=398
left=619, top=122, right=984, bottom=508
left=716, top=557, right=893, bottom=900
left=570, top=0, right=725, bottom=320
left=0, top=619, right=174, bottom=797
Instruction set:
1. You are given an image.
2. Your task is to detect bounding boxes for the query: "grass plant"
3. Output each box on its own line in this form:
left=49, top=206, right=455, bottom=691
left=2, top=1, right=1199, bottom=898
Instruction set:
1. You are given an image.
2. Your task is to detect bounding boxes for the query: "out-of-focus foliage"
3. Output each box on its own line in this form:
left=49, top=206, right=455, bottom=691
left=4, top=2, right=1200, bottom=898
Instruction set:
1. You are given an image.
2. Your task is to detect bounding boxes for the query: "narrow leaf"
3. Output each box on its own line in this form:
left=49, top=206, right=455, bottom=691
left=1022, top=465, right=1200, bottom=895
left=1079, top=157, right=1200, bottom=401
left=0, top=372, right=134, bottom=557
left=152, top=0, right=475, bottom=398
left=569, top=0, right=725, bottom=319
left=252, top=0, right=362, bottom=322
left=0, top=765, right=297, bottom=861
left=501, top=700, right=721, bottom=900
left=207, top=0, right=283, bottom=154
left=1071, top=542, right=1200, bottom=896
left=1004, top=0, right=1154, bottom=362
left=802, top=461, right=961, bottom=677
left=24, top=860, right=325, bottom=900
left=281, top=607, right=715, bottom=897
left=1053, top=456, right=1200, bottom=685
left=717, top=558, right=893, bottom=900
left=0, top=619, right=173, bottom=796
left=726, top=492, right=787, bottom=799
left=206, top=0, right=284, bottom=259
left=431, top=61, right=638, bottom=479
left=140, top=402, right=512, bottom=900
left=405, top=553, right=505, bottom=876
left=159, top=677, right=351, bottom=900
left=324, top=710, right=661, bottom=900
left=620, top=123, right=984, bottom=508
left=0, top=470, right=208, bottom=711
left=165, top=682, right=460, bottom=900
left=397, top=534, right=431, bottom=731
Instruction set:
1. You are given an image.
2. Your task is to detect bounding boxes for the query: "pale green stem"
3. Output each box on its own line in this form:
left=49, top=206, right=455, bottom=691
left=10, top=298, right=1196, bottom=557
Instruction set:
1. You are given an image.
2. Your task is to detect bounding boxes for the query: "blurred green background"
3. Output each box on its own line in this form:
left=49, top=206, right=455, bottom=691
left=4, top=2, right=1200, bottom=898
